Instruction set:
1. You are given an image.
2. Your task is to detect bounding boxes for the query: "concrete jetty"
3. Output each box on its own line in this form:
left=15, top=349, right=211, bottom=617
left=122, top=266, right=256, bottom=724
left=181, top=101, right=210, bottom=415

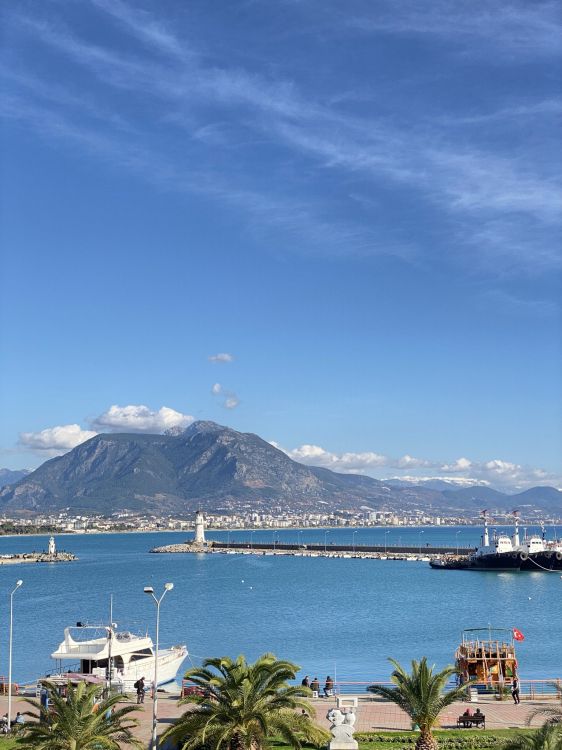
left=150, top=513, right=473, bottom=560
left=150, top=540, right=472, bottom=560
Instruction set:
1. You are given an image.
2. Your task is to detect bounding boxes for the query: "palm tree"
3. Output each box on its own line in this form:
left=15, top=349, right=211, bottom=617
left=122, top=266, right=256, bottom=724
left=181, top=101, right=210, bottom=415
left=162, top=653, right=329, bottom=750
left=367, top=657, right=468, bottom=750
left=503, top=721, right=562, bottom=750
left=16, top=679, right=142, bottom=749
left=527, top=682, right=562, bottom=726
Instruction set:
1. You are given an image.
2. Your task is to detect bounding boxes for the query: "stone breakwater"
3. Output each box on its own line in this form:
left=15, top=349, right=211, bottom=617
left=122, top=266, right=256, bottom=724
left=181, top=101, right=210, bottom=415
left=149, top=542, right=446, bottom=561
left=0, top=552, right=77, bottom=565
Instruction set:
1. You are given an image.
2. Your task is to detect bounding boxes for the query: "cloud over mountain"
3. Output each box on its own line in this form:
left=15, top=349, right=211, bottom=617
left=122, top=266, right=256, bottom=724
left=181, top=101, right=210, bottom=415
left=91, top=404, right=194, bottom=433
left=19, top=405, right=194, bottom=455
left=276, top=442, right=560, bottom=491
left=19, top=424, right=97, bottom=453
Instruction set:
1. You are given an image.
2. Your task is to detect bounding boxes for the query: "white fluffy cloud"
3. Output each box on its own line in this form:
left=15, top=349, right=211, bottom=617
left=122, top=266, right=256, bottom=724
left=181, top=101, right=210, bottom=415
left=208, top=353, right=234, bottom=363
left=210, top=383, right=240, bottom=409
left=18, top=403, right=194, bottom=456
left=287, top=444, right=388, bottom=472
left=92, top=404, right=194, bottom=433
left=275, top=440, right=560, bottom=491
left=19, top=424, right=98, bottom=453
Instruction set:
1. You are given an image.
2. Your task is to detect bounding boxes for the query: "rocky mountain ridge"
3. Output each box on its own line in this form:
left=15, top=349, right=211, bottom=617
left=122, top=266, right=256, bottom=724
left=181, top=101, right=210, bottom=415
left=0, top=421, right=559, bottom=516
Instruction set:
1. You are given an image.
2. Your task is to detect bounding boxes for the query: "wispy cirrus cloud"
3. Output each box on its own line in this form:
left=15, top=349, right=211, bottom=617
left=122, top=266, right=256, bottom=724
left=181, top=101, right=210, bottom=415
left=345, top=0, right=562, bottom=57
left=2, top=0, right=560, bottom=277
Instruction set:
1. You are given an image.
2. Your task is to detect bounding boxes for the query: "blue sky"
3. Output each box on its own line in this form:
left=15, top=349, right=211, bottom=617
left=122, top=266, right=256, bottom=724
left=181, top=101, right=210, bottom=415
left=0, top=0, right=560, bottom=491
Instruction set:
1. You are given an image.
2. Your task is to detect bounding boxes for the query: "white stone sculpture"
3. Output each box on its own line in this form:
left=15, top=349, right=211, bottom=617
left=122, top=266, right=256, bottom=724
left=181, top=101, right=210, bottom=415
left=327, top=708, right=358, bottom=750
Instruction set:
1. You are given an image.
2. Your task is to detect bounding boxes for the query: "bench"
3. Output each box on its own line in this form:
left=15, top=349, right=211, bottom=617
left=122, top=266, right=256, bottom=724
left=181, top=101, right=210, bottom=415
left=457, top=714, right=485, bottom=729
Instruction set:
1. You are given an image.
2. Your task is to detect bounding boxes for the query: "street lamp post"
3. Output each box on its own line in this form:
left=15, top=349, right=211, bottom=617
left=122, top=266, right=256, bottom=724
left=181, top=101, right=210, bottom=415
left=8, top=580, right=23, bottom=732
left=297, top=530, right=303, bottom=548
left=273, top=532, right=278, bottom=551
left=384, top=530, right=391, bottom=554
left=456, top=531, right=461, bottom=556
left=250, top=530, right=255, bottom=549
left=418, top=530, right=424, bottom=554
left=227, top=530, right=231, bottom=548
left=324, top=530, right=329, bottom=553
left=144, top=583, right=174, bottom=750
left=352, top=530, right=357, bottom=552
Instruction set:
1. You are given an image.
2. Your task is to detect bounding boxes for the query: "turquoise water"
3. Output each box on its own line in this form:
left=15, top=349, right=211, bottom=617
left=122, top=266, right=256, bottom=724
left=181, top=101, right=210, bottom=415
left=0, top=527, right=560, bottom=685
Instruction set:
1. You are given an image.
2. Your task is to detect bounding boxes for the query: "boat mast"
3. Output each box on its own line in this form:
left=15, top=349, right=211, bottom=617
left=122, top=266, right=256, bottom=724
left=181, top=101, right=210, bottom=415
left=481, top=510, right=489, bottom=547
left=512, top=511, right=520, bottom=548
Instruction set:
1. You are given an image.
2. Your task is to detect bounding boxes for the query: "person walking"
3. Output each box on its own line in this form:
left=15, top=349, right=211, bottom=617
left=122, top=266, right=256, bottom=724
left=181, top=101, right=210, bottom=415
left=135, top=676, right=146, bottom=704
left=511, top=675, right=520, bottom=705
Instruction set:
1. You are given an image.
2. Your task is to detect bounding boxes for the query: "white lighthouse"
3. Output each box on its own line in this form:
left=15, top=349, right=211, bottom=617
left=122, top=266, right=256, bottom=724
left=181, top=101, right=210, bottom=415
left=194, top=510, right=206, bottom=545
left=48, top=536, right=56, bottom=556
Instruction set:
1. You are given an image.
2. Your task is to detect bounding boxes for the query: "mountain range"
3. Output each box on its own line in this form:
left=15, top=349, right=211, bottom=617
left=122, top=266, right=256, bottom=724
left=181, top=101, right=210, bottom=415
left=0, top=421, right=560, bottom=517
left=0, top=468, right=31, bottom=489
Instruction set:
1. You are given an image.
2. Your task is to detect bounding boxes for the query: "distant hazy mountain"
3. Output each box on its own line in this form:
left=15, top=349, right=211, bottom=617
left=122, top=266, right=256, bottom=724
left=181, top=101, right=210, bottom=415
left=0, top=422, right=559, bottom=517
left=0, top=468, right=31, bottom=489
left=386, top=478, right=488, bottom=492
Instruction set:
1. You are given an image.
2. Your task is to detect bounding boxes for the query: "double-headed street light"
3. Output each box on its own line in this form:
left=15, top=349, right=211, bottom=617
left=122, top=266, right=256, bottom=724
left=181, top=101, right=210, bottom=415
left=324, top=530, right=330, bottom=553
left=8, top=580, right=23, bottom=732
left=144, top=583, right=174, bottom=750
left=352, top=530, right=358, bottom=552
left=456, top=531, right=462, bottom=556
left=418, top=530, right=424, bottom=554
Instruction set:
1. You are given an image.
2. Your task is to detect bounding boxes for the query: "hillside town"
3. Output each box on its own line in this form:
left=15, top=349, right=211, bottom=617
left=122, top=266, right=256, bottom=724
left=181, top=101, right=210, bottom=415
left=1, top=506, right=560, bottom=535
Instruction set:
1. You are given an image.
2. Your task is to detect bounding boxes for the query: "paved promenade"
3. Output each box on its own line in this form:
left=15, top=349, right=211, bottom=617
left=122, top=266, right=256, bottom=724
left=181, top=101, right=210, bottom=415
left=2, top=691, right=555, bottom=747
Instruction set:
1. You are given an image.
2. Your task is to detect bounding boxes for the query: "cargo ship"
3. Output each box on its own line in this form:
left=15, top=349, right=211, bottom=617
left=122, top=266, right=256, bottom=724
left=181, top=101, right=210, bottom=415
left=430, top=512, right=562, bottom=572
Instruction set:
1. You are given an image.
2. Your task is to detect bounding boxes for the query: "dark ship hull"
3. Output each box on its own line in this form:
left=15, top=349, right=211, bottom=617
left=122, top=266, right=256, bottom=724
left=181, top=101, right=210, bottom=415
left=431, top=549, right=562, bottom=572
left=520, top=550, right=562, bottom=571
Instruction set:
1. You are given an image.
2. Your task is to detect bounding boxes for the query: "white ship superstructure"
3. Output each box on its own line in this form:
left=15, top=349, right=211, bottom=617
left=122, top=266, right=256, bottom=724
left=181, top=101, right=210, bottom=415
left=50, top=625, right=187, bottom=688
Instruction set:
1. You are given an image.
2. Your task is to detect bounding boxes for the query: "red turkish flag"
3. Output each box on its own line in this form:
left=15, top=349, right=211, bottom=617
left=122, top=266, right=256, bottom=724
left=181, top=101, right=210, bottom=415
left=513, top=628, right=525, bottom=641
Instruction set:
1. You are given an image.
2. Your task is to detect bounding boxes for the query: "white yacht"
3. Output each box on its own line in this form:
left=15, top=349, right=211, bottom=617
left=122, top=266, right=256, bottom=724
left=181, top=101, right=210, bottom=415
left=49, top=625, right=187, bottom=689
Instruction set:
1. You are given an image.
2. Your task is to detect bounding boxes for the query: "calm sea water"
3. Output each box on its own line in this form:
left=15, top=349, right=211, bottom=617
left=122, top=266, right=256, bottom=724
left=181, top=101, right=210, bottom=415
left=0, top=526, right=560, bottom=686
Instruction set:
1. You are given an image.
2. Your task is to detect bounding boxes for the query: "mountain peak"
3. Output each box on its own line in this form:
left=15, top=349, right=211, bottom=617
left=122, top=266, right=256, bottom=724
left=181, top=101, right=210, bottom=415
left=185, top=420, right=228, bottom=435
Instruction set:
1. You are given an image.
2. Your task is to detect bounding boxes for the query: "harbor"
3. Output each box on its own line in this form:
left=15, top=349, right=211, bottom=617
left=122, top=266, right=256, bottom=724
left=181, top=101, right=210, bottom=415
left=150, top=511, right=562, bottom=570
left=1, top=527, right=561, bottom=685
